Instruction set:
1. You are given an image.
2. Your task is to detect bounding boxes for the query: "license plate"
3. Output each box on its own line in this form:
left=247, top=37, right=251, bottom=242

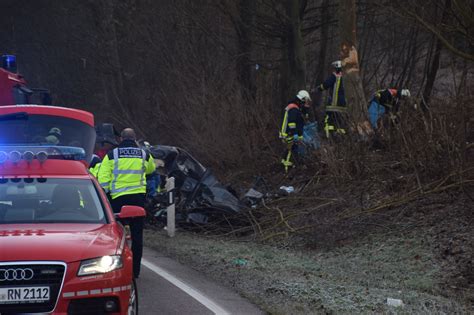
left=0, top=286, right=49, bottom=304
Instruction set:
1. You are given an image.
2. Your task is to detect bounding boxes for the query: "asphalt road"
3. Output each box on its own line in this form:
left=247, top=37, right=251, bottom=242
left=138, top=247, right=263, bottom=315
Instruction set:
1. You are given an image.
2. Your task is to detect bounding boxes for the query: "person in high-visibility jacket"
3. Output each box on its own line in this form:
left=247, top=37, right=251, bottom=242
left=88, top=154, right=102, bottom=178
left=279, top=90, right=311, bottom=172
left=317, top=61, right=347, bottom=138
left=97, top=128, right=156, bottom=278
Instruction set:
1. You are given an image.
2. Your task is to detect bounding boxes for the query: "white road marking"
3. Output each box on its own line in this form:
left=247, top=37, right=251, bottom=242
left=141, top=258, right=230, bottom=315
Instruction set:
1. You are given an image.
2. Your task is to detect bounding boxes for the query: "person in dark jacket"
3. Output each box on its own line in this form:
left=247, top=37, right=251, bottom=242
left=317, top=61, right=347, bottom=138
left=368, top=88, right=410, bottom=129
left=279, top=90, right=311, bottom=172
left=138, top=140, right=162, bottom=198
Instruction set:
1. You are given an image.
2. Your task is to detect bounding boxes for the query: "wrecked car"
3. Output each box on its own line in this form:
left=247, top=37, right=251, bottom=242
left=147, top=145, right=243, bottom=224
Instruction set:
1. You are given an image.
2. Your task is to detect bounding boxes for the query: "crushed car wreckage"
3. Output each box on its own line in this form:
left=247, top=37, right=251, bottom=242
left=147, top=145, right=244, bottom=225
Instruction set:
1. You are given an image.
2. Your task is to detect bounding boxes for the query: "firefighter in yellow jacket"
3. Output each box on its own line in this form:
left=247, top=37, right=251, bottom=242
left=317, top=61, right=347, bottom=138
left=98, top=128, right=156, bottom=278
left=279, top=90, right=311, bottom=172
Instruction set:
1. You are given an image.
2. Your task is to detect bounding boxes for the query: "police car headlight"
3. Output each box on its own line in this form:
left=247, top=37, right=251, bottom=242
left=78, top=255, right=123, bottom=276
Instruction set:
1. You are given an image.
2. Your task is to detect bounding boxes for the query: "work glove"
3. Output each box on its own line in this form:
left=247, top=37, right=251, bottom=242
left=304, top=113, right=310, bottom=123
left=389, top=113, right=399, bottom=124
left=296, top=136, right=305, bottom=147
left=290, top=135, right=302, bottom=146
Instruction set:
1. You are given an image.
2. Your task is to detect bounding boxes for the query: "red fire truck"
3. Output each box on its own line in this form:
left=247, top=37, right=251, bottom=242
left=0, top=55, right=51, bottom=106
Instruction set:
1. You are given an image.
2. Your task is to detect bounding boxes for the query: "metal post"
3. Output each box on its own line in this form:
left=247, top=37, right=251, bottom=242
left=165, top=177, right=175, bottom=237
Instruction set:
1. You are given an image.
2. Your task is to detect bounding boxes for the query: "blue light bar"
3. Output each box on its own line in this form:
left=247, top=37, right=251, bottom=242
left=0, top=146, right=86, bottom=163
left=1, top=55, right=17, bottom=73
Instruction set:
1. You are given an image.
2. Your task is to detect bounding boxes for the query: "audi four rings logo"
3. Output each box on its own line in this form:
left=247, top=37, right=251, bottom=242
left=0, top=268, right=34, bottom=281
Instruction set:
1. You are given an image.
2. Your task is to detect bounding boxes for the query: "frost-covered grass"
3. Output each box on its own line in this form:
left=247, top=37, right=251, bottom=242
left=144, top=228, right=471, bottom=314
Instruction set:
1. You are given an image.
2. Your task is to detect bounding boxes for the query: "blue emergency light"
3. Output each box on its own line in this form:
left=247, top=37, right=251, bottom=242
left=0, top=146, right=86, bottom=163
left=1, top=55, right=17, bottom=73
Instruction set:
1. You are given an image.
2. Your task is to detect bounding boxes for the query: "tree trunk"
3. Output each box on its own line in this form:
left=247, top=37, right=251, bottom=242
left=279, top=36, right=290, bottom=106
left=337, top=0, right=367, bottom=125
left=237, top=0, right=256, bottom=100
left=422, top=0, right=450, bottom=108
left=286, top=0, right=306, bottom=95
left=422, top=36, right=442, bottom=107
left=316, top=0, right=329, bottom=98
left=92, top=0, right=143, bottom=133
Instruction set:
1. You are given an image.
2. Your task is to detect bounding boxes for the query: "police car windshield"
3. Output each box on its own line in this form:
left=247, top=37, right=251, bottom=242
left=0, top=178, right=107, bottom=224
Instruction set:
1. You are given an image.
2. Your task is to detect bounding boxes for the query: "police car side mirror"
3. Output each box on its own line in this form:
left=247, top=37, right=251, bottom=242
left=117, top=205, right=146, bottom=219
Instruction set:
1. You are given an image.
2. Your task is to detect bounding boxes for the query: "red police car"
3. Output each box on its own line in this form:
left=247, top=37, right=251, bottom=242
left=0, top=106, right=144, bottom=314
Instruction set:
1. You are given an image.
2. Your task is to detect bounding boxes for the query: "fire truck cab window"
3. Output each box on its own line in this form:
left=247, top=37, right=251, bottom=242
left=13, top=86, right=32, bottom=104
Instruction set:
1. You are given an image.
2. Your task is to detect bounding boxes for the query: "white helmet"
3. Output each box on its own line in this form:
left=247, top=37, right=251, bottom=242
left=401, top=89, right=411, bottom=97
left=296, top=90, right=311, bottom=102
left=331, top=60, right=342, bottom=69
left=49, top=127, right=62, bottom=136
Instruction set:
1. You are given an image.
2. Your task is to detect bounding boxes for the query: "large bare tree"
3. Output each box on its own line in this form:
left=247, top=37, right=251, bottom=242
left=286, top=0, right=307, bottom=94
left=337, top=0, right=368, bottom=125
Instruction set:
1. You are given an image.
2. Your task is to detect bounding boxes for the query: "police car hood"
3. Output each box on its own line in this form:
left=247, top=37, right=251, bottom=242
left=0, top=224, right=121, bottom=262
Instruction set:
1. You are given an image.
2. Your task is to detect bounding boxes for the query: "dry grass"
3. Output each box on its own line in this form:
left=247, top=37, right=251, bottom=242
left=144, top=214, right=472, bottom=314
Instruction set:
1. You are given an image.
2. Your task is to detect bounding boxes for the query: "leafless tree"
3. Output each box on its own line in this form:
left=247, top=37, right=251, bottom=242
left=338, top=0, right=368, bottom=124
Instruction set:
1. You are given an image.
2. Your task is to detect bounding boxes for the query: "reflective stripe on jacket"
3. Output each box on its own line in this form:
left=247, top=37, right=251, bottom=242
left=279, top=103, right=299, bottom=139
left=98, top=141, right=156, bottom=199
left=319, top=72, right=346, bottom=107
left=331, top=73, right=342, bottom=106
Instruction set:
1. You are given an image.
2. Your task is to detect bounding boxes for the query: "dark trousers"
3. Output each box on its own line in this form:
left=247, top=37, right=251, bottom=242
left=282, top=142, right=300, bottom=162
left=324, top=111, right=348, bottom=138
left=111, top=193, right=145, bottom=278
